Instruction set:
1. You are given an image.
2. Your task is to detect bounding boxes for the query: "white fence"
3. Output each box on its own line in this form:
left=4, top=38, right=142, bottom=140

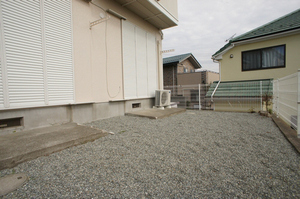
left=273, top=71, right=300, bottom=137
left=210, top=80, right=273, bottom=112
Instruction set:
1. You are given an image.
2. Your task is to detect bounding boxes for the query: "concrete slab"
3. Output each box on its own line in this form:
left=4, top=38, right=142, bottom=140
left=272, top=115, right=300, bottom=154
left=0, top=173, right=28, bottom=196
left=0, top=123, right=108, bottom=170
left=125, top=108, right=186, bottom=119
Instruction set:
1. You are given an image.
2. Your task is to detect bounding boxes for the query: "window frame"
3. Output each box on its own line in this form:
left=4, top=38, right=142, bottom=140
left=241, top=44, right=286, bottom=71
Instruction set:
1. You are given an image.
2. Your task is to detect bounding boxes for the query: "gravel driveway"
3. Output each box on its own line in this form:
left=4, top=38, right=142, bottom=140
left=1, top=110, right=299, bottom=198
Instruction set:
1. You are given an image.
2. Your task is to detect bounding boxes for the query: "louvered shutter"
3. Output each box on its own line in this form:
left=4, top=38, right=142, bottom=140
left=0, top=43, right=3, bottom=108
left=1, top=1, right=45, bottom=108
left=122, top=21, right=158, bottom=99
left=146, top=33, right=158, bottom=97
left=44, top=0, right=74, bottom=104
left=0, top=0, right=73, bottom=109
left=122, top=21, right=137, bottom=99
left=136, top=27, right=148, bottom=98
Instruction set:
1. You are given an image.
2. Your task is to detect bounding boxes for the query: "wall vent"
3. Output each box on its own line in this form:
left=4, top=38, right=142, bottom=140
left=0, top=117, right=23, bottom=128
left=132, top=103, right=141, bottom=108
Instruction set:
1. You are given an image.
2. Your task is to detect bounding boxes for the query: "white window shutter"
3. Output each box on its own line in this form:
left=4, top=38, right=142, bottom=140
left=1, top=1, right=45, bottom=108
left=44, top=0, right=74, bottom=104
left=0, top=46, right=3, bottom=108
left=147, top=33, right=157, bottom=97
left=122, top=21, right=158, bottom=99
left=136, top=27, right=148, bottom=98
left=0, top=0, right=74, bottom=109
left=122, top=21, right=137, bottom=99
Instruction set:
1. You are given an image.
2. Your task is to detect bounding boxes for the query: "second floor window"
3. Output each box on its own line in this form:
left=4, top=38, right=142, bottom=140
left=242, top=45, right=285, bottom=71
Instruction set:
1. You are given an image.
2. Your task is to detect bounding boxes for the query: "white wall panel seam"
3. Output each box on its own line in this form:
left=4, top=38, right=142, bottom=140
left=40, top=0, right=49, bottom=105
left=121, top=20, right=125, bottom=99
left=146, top=33, right=149, bottom=96
left=134, top=26, right=138, bottom=98
left=69, top=0, right=75, bottom=103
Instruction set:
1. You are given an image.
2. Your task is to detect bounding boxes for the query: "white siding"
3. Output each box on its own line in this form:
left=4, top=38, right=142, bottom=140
left=0, top=0, right=73, bottom=109
left=44, top=0, right=73, bottom=104
left=122, top=21, right=158, bottom=99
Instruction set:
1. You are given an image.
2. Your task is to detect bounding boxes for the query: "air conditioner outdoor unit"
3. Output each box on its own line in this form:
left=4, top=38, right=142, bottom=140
left=155, top=90, right=171, bottom=107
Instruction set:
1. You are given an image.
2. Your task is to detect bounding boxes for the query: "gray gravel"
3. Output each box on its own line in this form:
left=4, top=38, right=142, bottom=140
left=1, top=110, right=300, bottom=198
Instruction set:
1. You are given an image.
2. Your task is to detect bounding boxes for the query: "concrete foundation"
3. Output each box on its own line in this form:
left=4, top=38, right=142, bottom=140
left=0, top=98, right=154, bottom=135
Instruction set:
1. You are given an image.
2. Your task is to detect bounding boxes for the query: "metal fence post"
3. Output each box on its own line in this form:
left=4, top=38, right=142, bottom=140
left=260, top=81, right=263, bottom=111
left=198, top=84, right=201, bottom=110
left=297, top=70, right=300, bottom=138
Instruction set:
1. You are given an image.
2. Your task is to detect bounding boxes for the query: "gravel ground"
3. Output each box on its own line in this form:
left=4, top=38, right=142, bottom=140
left=1, top=110, right=300, bottom=198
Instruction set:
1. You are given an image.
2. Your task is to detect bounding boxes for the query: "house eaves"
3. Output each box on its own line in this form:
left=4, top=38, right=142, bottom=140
left=114, top=0, right=178, bottom=29
left=211, top=42, right=234, bottom=61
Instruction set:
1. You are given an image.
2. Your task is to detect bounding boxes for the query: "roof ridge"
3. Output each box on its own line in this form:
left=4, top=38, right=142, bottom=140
left=179, top=53, right=192, bottom=62
left=164, top=52, right=191, bottom=59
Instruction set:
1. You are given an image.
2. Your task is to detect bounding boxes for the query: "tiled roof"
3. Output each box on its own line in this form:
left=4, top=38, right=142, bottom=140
left=163, top=53, right=202, bottom=68
left=213, top=8, right=300, bottom=57
left=233, top=8, right=300, bottom=42
left=205, top=79, right=273, bottom=98
left=163, top=53, right=192, bottom=64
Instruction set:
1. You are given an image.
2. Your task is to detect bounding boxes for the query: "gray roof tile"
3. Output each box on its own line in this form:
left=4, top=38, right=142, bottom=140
left=163, top=53, right=192, bottom=64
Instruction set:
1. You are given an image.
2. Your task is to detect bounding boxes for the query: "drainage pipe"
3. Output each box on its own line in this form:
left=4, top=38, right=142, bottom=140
left=211, top=80, right=221, bottom=110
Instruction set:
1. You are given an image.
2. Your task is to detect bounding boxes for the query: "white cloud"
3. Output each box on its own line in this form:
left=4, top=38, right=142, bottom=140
left=162, top=0, right=300, bottom=72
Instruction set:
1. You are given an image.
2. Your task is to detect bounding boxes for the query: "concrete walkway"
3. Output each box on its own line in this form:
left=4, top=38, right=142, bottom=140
left=126, top=108, right=186, bottom=119
left=0, top=123, right=108, bottom=170
left=0, top=108, right=186, bottom=171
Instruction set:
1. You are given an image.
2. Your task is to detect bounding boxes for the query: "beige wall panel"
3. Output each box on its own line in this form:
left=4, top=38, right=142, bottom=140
left=73, top=0, right=163, bottom=103
left=177, top=73, right=202, bottom=85
left=72, top=0, right=94, bottom=102
left=207, top=72, right=220, bottom=84
left=220, top=34, right=300, bottom=81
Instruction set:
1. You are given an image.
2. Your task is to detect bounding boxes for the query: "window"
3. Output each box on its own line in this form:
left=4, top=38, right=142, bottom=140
left=242, top=45, right=285, bottom=71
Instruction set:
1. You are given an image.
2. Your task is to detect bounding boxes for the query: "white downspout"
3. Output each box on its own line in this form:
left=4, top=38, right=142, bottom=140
left=211, top=81, right=220, bottom=102
left=211, top=59, right=221, bottom=110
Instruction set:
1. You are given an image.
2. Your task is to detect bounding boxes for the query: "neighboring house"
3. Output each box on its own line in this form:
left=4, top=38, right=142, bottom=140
left=209, top=8, right=300, bottom=112
left=177, top=70, right=219, bottom=85
left=0, top=0, right=178, bottom=133
left=163, top=53, right=219, bottom=109
left=163, top=53, right=202, bottom=87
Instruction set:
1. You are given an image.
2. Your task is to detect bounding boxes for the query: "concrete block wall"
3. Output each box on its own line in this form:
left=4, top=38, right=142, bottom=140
left=163, top=64, right=177, bottom=86
left=0, top=99, right=154, bottom=135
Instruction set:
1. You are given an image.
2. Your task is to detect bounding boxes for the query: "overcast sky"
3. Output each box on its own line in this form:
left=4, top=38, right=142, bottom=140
left=162, top=0, right=300, bottom=72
